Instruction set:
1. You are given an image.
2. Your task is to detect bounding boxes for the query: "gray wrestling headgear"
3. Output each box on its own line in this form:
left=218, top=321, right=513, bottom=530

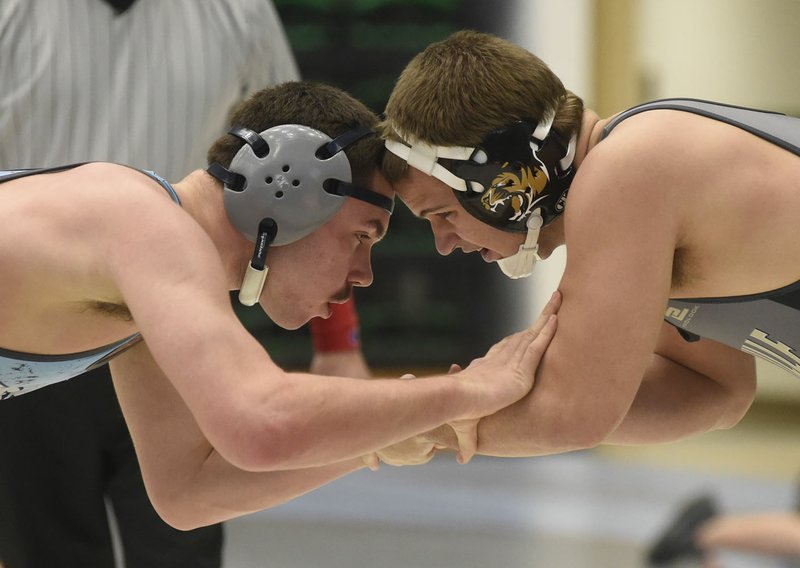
left=208, top=124, right=394, bottom=306
left=385, top=111, right=575, bottom=279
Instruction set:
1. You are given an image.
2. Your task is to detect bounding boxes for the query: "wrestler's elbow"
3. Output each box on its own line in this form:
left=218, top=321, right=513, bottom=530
left=152, top=502, right=205, bottom=532
left=148, top=477, right=273, bottom=531
left=714, top=363, right=757, bottom=430
left=213, top=414, right=298, bottom=472
left=153, top=499, right=233, bottom=532
left=144, top=481, right=213, bottom=531
left=197, top=389, right=304, bottom=472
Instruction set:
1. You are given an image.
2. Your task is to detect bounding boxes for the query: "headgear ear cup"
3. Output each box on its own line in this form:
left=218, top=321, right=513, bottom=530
left=208, top=123, right=393, bottom=305
left=223, top=124, right=354, bottom=245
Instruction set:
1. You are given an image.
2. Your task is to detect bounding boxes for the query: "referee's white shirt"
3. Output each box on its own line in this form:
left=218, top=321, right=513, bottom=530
left=0, top=0, right=300, bottom=179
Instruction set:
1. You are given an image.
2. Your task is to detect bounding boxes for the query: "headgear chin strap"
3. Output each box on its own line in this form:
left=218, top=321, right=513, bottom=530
left=385, top=110, right=576, bottom=279
left=209, top=124, right=394, bottom=306
left=497, top=213, right=543, bottom=279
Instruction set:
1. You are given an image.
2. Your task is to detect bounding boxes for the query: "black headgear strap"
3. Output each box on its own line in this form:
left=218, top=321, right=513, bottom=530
left=208, top=124, right=393, bottom=214
left=325, top=179, right=394, bottom=213
left=316, top=124, right=374, bottom=159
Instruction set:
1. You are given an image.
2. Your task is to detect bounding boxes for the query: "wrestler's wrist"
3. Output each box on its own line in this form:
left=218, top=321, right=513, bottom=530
left=422, top=424, right=459, bottom=451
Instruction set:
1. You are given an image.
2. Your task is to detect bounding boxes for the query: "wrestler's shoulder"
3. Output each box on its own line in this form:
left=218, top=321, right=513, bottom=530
left=64, top=163, right=183, bottom=216
left=70, top=162, right=165, bottom=193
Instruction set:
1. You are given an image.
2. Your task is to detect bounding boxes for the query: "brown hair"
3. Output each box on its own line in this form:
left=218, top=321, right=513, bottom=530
left=381, top=30, right=584, bottom=182
left=207, top=81, right=383, bottom=185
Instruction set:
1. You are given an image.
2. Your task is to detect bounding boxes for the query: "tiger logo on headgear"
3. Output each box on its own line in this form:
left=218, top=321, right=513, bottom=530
left=480, top=161, right=549, bottom=222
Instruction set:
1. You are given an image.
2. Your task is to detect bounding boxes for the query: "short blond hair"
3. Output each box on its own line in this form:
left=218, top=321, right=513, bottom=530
left=381, top=30, right=584, bottom=182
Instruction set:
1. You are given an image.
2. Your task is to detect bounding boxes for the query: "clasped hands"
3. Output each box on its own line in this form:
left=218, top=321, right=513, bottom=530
left=362, top=291, right=561, bottom=471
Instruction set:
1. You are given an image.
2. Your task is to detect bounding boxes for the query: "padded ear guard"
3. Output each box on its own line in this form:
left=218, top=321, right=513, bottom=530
left=446, top=121, right=575, bottom=232
left=215, top=124, right=354, bottom=245
left=207, top=123, right=393, bottom=305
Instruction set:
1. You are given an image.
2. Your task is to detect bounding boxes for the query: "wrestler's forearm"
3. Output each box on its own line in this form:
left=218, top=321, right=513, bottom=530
left=606, top=352, right=755, bottom=444
left=157, top=453, right=365, bottom=530
left=424, top=375, right=606, bottom=458
left=471, top=365, right=751, bottom=455
left=432, top=372, right=740, bottom=456
left=243, top=317, right=554, bottom=471
left=472, top=382, right=600, bottom=456
left=431, top=341, right=756, bottom=456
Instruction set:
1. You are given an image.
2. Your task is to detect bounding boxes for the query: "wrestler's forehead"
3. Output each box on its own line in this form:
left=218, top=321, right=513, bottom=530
left=394, top=171, right=455, bottom=217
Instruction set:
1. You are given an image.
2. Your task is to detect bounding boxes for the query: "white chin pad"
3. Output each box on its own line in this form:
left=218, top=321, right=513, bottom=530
left=497, top=213, right=543, bottom=279
left=498, top=249, right=539, bottom=279
left=238, top=264, right=268, bottom=306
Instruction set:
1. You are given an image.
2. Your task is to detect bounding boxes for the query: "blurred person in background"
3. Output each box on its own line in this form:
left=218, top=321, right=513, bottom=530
left=647, top=493, right=800, bottom=566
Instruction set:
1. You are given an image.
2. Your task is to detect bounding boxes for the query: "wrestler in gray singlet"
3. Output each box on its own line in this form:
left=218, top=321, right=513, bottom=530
left=603, top=99, right=800, bottom=376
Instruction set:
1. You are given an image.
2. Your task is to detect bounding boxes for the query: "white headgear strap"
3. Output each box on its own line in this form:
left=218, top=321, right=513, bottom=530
left=384, top=138, right=475, bottom=192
